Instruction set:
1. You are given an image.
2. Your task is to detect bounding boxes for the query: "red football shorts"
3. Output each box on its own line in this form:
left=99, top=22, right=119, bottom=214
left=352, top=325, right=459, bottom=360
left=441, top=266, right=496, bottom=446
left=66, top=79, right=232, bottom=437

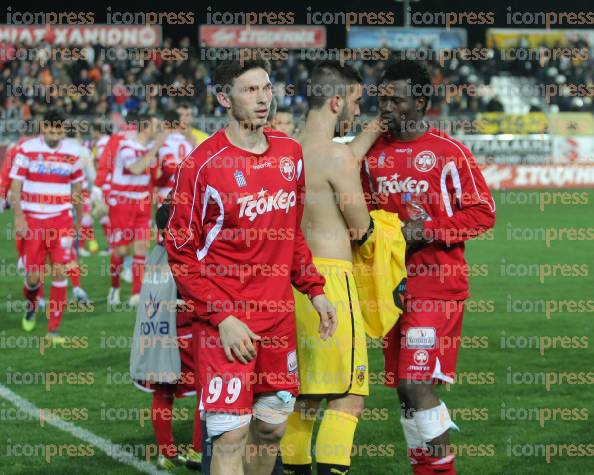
left=193, top=315, right=299, bottom=414
left=108, top=201, right=151, bottom=247
left=23, top=212, right=74, bottom=273
left=383, top=298, right=465, bottom=387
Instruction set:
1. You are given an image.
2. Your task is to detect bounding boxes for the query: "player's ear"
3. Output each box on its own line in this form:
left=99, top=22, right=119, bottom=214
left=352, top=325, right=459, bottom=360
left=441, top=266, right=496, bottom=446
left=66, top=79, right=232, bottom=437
left=216, top=91, right=231, bottom=110
left=329, top=95, right=342, bottom=114
left=416, top=96, right=427, bottom=113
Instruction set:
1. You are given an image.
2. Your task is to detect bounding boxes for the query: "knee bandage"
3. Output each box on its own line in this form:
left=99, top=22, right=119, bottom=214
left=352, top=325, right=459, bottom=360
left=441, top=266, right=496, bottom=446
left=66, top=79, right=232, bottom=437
left=253, top=391, right=296, bottom=425
left=205, top=412, right=252, bottom=439
left=414, top=401, right=459, bottom=444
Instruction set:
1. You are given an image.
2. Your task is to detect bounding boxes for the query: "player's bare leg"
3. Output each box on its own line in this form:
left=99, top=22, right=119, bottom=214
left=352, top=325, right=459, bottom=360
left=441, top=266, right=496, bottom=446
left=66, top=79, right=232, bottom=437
left=22, top=269, right=42, bottom=331
left=211, top=424, right=250, bottom=475
left=108, top=244, right=129, bottom=305
left=46, top=263, right=68, bottom=342
left=244, top=418, right=287, bottom=475
left=130, top=238, right=148, bottom=306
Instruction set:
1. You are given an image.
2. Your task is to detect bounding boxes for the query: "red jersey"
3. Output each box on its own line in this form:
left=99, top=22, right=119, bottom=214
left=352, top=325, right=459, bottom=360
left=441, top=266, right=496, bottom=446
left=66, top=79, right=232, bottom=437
left=165, top=128, right=325, bottom=328
left=9, top=136, right=84, bottom=219
left=363, top=127, right=496, bottom=300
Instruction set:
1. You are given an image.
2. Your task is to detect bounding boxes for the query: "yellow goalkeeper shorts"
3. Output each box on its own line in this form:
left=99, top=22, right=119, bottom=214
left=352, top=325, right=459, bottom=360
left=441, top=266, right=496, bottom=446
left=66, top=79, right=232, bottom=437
left=293, top=257, right=369, bottom=397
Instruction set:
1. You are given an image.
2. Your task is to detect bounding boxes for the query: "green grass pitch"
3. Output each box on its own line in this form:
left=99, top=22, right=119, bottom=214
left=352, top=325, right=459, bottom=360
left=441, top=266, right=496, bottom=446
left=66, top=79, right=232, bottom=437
left=0, top=190, right=592, bottom=474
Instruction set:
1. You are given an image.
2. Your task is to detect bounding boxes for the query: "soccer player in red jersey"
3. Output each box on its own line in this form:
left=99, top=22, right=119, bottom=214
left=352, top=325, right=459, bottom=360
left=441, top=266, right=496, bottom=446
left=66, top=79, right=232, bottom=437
left=165, top=58, right=337, bottom=475
left=9, top=110, right=84, bottom=342
left=362, top=61, right=496, bottom=474
left=106, top=113, right=167, bottom=307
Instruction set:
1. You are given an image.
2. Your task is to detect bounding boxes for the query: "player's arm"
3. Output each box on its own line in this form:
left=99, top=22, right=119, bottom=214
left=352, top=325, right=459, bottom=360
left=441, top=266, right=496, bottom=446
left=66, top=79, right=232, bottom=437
left=71, top=181, right=83, bottom=233
left=347, top=117, right=382, bottom=161
left=127, top=132, right=169, bottom=175
left=328, top=144, right=372, bottom=241
left=420, top=148, right=496, bottom=246
left=164, top=158, right=259, bottom=362
left=9, top=149, right=28, bottom=233
left=290, top=151, right=337, bottom=339
left=9, top=179, right=26, bottom=235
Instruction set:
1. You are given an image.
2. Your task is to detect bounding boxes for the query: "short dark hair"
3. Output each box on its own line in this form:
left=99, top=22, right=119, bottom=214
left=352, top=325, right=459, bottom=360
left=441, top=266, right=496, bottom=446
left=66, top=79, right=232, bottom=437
left=177, top=101, right=191, bottom=110
left=381, top=60, right=432, bottom=112
left=213, top=58, right=271, bottom=94
left=162, top=110, right=181, bottom=128
left=42, top=109, right=66, bottom=127
left=308, top=61, right=362, bottom=110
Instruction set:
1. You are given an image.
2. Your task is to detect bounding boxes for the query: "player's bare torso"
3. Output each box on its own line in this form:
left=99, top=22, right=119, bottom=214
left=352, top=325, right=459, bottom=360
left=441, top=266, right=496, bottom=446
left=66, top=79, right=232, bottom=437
left=300, top=137, right=353, bottom=261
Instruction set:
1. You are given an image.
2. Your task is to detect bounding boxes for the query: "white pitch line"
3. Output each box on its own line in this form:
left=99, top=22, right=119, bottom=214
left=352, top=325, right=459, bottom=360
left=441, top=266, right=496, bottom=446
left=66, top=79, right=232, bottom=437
left=0, top=383, right=160, bottom=475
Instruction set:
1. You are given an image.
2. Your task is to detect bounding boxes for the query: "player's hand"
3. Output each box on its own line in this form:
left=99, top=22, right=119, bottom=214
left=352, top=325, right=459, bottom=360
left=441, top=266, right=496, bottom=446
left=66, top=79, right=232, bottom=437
left=218, top=315, right=261, bottom=364
left=402, top=219, right=430, bottom=247
left=15, top=213, right=27, bottom=236
left=154, top=131, right=170, bottom=149
left=311, top=294, right=337, bottom=340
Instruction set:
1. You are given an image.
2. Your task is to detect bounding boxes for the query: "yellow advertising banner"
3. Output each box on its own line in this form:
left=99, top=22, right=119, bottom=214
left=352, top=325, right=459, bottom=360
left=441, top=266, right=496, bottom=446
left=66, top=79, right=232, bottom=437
left=486, top=29, right=568, bottom=49
left=476, top=113, right=549, bottom=134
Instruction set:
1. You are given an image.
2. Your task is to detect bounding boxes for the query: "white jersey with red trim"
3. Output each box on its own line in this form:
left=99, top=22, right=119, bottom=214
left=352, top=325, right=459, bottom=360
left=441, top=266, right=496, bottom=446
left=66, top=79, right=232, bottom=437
left=9, top=136, right=84, bottom=219
left=157, top=132, right=194, bottom=199
left=109, top=138, right=153, bottom=203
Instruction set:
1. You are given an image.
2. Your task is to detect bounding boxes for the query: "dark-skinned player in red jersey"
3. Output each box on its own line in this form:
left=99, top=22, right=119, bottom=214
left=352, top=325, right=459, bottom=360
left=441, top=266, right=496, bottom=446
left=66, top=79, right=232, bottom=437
left=361, top=60, right=496, bottom=475
left=164, top=58, right=337, bottom=475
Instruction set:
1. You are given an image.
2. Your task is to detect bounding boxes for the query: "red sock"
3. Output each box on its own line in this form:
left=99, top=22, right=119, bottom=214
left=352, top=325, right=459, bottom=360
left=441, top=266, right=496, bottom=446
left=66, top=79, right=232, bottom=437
left=100, top=216, right=111, bottom=245
left=152, top=390, right=176, bottom=457
left=48, top=280, right=68, bottom=332
left=23, top=281, right=41, bottom=309
left=132, top=254, right=145, bottom=295
left=16, top=233, right=25, bottom=257
left=410, top=449, right=456, bottom=475
left=193, top=404, right=203, bottom=453
left=68, top=262, right=81, bottom=288
left=110, top=254, right=123, bottom=288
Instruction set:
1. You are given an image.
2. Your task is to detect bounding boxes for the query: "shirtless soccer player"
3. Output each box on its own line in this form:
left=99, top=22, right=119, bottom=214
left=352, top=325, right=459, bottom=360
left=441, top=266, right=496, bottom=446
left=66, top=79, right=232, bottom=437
left=165, top=58, right=337, bottom=475
left=280, top=61, right=380, bottom=475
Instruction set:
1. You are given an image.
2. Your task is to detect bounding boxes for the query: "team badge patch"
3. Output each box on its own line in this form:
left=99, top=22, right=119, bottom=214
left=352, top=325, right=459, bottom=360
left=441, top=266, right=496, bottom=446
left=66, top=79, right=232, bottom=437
left=406, top=327, right=436, bottom=349
left=413, top=350, right=429, bottom=366
left=279, top=157, right=296, bottom=182
left=414, top=150, right=437, bottom=172
left=356, top=365, right=367, bottom=385
left=234, top=170, right=247, bottom=188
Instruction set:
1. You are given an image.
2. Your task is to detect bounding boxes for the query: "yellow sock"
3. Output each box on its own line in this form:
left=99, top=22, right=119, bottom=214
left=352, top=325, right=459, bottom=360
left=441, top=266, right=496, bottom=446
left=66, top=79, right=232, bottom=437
left=315, top=409, right=358, bottom=467
left=281, top=411, right=316, bottom=465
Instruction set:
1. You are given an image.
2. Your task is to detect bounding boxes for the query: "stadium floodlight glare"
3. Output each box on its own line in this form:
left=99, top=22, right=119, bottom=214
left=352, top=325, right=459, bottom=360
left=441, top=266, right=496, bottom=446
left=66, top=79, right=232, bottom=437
left=394, top=0, right=422, bottom=27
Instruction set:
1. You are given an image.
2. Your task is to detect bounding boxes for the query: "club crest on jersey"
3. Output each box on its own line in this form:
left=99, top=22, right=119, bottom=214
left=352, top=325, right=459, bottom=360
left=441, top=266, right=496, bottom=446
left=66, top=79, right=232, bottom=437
left=414, top=150, right=437, bottom=172
left=378, top=152, right=386, bottom=167
left=234, top=170, right=247, bottom=188
left=279, top=157, right=296, bottom=182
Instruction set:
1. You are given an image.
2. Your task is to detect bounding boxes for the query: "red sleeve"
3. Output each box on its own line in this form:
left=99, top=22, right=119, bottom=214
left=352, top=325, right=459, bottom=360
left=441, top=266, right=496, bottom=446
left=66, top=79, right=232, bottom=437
left=424, top=146, right=496, bottom=245
left=154, top=153, right=177, bottom=187
left=95, top=135, right=120, bottom=189
left=164, top=156, right=236, bottom=326
left=290, top=153, right=325, bottom=298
